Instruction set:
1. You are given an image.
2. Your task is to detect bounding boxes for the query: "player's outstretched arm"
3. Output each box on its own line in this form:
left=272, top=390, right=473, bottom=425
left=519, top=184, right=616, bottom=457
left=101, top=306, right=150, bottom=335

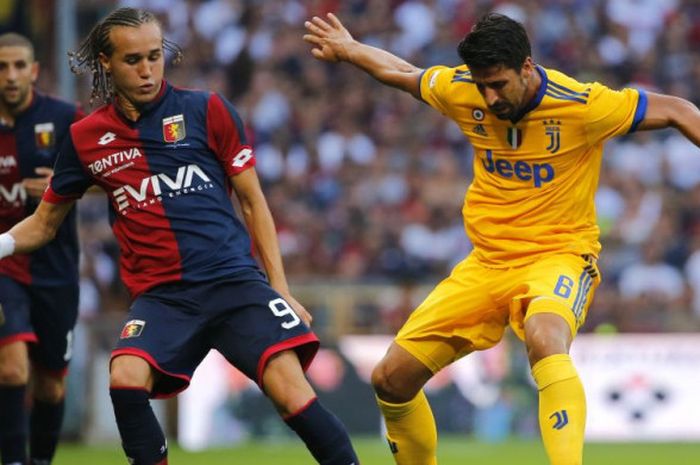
left=0, top=200, right=75, bottom=259
left=303, top=12, right=423, bottom=98
left=230, top=167, right=313, bottom=326
left=638, top=92, right=700, bottom=146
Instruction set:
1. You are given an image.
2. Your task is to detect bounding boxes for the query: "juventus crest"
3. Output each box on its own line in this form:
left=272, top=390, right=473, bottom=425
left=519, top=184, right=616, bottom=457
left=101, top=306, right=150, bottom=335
left=543, top=119, right=561, bottom=153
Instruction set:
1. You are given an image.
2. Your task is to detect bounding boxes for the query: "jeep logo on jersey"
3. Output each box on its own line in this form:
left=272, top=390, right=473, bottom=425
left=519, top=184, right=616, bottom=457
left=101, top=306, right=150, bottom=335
left=0, top=183, right=26, bottom=204
left=112, top=163, right=213, bottom=213
left=163, top=114, right=186, bottom=143
left=34, top=122, right=55, bottom=148
left=482, top=150, right=554, bottom=187
left=88, top=147, right=143, bottom=176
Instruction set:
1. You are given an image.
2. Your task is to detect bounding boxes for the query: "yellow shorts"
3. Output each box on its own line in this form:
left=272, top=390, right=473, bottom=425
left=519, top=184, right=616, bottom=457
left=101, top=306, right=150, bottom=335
left=395, top=253, right=600, bottom=374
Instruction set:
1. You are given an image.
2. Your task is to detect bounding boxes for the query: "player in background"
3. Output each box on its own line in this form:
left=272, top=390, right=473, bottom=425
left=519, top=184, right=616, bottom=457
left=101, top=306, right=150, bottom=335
left=0, top=8, right=359, bottom=465
left=0, top=33, right=84, bottom=465
left=304, top=12, right=700, bottom=465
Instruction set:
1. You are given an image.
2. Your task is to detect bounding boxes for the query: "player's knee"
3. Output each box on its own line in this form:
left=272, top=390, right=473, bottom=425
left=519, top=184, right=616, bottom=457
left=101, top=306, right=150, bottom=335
left=109, top=355, right=153, bottom=390
left=371, top=361, right=410, bottom=403
left=263, top=353, right=316, bottom=415
left=33, top=373, right=66, bottom=402
left=0, top=360, right=29, bottom=385
left=524, top=314, right=571, bottom=366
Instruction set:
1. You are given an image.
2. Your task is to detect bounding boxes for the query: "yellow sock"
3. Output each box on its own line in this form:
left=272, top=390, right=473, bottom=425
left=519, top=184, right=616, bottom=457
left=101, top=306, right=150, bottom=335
left=376, top=390, right=437, bottom=465
left=532, top=354, right=586, bottom=465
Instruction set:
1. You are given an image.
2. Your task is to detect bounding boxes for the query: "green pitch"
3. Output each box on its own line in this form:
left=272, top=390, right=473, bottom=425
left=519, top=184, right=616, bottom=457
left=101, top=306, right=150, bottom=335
left=54, top=437, right=700, bottom=464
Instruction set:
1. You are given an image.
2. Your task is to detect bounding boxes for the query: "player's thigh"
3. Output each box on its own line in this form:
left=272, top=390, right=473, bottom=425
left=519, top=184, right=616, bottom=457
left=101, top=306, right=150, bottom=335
left=0, top=276, right=33, bottom=384
left=262, top=350, right=316, bottom=415
left=0, top=341, right=29, bottom=385
left=511, top=254, right=601, bottom=340
left=28, top=283, right=79, bottom=373
left=395, top=256, right=506, bottom=375
left=208, top=280, right=319, bottom=389
left=112, top=287, right=211, bottom=398
left=0, top=275, right=35, bottom=345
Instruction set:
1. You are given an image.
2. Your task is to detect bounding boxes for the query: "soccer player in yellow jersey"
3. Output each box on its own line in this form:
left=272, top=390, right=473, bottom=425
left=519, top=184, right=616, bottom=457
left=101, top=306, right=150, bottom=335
left=304, top=11, right=700, bottom=465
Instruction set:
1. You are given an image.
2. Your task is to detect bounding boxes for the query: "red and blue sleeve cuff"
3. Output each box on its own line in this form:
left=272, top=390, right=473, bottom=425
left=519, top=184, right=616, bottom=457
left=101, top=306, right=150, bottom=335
left=42, top=186, right=81, bottom=204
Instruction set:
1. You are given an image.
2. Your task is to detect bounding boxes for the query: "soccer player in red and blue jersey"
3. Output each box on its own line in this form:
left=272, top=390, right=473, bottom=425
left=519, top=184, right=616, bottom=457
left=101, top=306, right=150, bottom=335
left=0, top=33, right=83, bottom=465
left=0, top=8, right=359, bottom=465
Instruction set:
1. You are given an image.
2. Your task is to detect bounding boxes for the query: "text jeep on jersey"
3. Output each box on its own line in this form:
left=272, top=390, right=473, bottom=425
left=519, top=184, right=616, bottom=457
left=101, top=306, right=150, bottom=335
left=482, top=150, right=554, bottom=187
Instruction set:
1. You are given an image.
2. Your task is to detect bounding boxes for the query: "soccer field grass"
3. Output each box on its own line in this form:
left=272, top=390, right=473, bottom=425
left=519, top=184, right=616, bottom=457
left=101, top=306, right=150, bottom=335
left=53, top=437, right=700, bottom=464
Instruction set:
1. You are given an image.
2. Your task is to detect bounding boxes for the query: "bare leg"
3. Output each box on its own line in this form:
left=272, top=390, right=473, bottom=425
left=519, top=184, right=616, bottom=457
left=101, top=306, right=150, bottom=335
left=371, top=343, right=437, bottom=465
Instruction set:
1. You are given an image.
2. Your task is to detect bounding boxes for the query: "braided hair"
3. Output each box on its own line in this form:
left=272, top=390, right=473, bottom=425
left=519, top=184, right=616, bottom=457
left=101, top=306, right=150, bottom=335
left=68, top=7, right=182, bottom=105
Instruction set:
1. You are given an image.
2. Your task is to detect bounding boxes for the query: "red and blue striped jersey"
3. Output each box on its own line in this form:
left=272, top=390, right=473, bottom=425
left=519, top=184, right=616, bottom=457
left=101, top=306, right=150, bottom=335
left=44, top=82, right=259, bottom=298
left=0, top=91, right=83, bottom=286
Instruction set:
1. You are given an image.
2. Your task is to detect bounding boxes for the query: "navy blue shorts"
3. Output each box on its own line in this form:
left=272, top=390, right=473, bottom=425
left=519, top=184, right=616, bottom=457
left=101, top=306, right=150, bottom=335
left=112, top=271, right=320, bottom=398
left=0, top=275, right=79, bottom=374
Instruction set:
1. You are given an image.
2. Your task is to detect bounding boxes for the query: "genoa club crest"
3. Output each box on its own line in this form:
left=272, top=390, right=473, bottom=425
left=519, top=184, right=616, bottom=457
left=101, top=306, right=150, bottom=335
left=120, top=319, right=146, bottom=339
left=162, top=114, right=186, bottom=143
left=34, top=122, right=55, bottom=148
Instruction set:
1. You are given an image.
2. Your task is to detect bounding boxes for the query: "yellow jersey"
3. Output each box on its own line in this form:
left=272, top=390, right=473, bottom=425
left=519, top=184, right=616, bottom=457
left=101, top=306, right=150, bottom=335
left=419, top=65, right=647, bottom=267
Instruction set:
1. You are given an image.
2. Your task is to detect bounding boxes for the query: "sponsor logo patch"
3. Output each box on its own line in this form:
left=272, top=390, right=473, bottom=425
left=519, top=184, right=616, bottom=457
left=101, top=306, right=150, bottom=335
left=0, top=183, right=26, bottom=205
left=482, top=149, right=555, bottom=187
left=472, top=124, right=488, bottom=137
left=112, top=163, right=214, bottom=214
left=88, top=147, right=143, bottom=176
left=98, top=132, right=117, bottom=146
left=231, top=147, right=253, bottom=168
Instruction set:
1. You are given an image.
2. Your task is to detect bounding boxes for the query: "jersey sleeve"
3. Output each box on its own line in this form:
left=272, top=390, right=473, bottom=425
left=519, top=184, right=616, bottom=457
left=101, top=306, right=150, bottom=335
left=584, top=83, right=647, bottom=145
left=206, top=93, right=256, bottom=177
left=73, top=104, right=86, bottom=123
left=419, top=65, right=456, bottom=117
left=43, top=132, right=92, bottom=204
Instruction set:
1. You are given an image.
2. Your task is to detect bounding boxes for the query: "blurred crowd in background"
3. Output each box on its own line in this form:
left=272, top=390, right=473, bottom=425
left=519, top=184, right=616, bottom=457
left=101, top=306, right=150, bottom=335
left=5, top=0, right=700, bottom=337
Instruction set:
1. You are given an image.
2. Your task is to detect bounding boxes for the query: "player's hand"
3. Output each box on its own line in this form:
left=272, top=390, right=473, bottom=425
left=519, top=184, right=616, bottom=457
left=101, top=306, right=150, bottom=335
left=284, top=294, right=313, bottom=327
left=22, top=167, right=53, bottom=199
left=303, top=13, right=354, bottom=62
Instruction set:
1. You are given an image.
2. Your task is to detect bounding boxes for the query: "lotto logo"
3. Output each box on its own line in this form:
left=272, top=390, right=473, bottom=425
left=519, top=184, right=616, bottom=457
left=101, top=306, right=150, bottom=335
left=232, top=147, right=253, bottom=168
left=98, top=132, right=117, bottom=146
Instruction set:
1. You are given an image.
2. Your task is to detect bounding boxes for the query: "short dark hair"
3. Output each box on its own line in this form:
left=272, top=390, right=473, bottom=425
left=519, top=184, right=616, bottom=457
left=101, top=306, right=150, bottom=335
left=457, top=13, right=531, bottom=71
left=0, top=32, right=35, bottom=61
left=68, top=7, right=182, bottom=105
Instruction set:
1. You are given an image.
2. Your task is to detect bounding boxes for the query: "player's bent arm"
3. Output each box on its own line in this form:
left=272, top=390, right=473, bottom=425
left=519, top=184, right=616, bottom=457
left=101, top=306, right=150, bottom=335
left=0, top=200, right=75, bottom=259
left=230, top=168, right=313, bottom=324
left=338, top=40, right=422, bottom=98
left=638, top=92, right=700, bottom=146
left=303, top=13, right=423, bottom=98
left=230, top=168, right=292, bottom=295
